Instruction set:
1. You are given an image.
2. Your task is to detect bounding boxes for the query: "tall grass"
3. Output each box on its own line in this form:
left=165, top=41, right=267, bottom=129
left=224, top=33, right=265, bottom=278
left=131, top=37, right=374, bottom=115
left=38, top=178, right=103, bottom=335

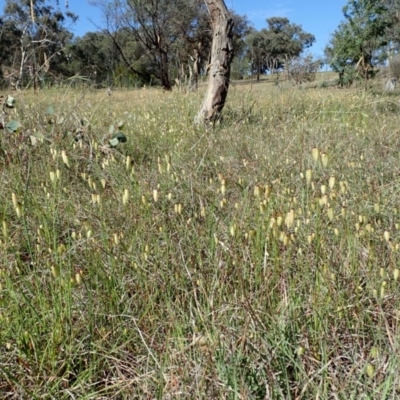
left=1, top=83, right=400, bottom=399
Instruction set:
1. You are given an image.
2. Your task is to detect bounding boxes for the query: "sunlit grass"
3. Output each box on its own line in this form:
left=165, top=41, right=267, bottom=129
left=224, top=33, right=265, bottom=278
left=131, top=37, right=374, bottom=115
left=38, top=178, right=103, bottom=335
left=1, top=83, right=400, bottom=398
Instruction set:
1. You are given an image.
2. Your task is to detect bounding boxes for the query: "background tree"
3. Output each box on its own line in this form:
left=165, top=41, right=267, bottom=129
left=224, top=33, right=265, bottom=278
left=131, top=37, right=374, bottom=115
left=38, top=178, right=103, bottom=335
left=1, top=0, right=77, bottom=89
left=92, top=0, right=202, bottom=90
left=286, top=54, right=322, bottom=84
left=0, top=17, right=22, bottom=86
left=246, top=17, right=315, bottom=79
left=91, top=0, right=250, bottom=90
left=325, top=0, right=391, bottom=87
left=58, top=30, right=151, bottom=87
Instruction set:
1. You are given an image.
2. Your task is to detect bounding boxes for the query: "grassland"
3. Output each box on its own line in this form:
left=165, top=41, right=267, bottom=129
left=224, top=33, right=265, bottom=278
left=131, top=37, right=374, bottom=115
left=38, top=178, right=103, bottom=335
left=1, top=80, right=400, bottom=399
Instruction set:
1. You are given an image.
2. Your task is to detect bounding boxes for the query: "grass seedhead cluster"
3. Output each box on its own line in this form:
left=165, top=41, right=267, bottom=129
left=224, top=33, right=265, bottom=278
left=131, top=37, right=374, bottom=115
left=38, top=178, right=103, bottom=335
left=1, top=84, right=400, bottom=398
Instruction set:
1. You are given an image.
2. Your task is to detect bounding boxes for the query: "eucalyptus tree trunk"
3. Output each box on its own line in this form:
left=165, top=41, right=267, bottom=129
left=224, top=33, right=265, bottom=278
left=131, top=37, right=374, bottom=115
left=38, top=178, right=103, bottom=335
left=189, top=48, right=201, bottom=92
left=194, top=0, right=234, bottom=125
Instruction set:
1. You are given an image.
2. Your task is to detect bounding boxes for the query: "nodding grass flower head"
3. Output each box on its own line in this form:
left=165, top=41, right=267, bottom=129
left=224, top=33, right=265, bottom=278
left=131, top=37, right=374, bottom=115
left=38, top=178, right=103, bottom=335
left=305, top=169, right=312, bottom=185
left=2, top=220, right=8, bottom=239
left=75, top=271, right=82, bottom=286
left=327, top=207, right=334, bottom=221
left=153, top=189, right=158, bottom=203
left=311, top=147, right=320, bottom=163
left=381, top=281, right=387, bottom=299
left=12, top=193, right=18, bottom=210
left=321, top=152, right=329, bottom=167
left=51, top=265, right=60, bottom=279
left=221, top=180, right=226, bottom=196
left=366, top=224, right=373, bottom=233
left=319, top=195, right=328, bottom=207
left=50, top=171, right=56, bottom=183
left=329, top=176, right=336, bottom=190
left=123, top=189, right=129, bottom=205
left=61, top=150, right=70, bottom=168
left=11, top=193, right=23, bottom=218
left=384, top=231, right=390, bottom=243
left=126, top=155, right=131, bottom=171
left=285, top=209, right=295, bottom=229
left=366, top=363, right=375, bottom=378
left=394, top=269, right=399, bottom=281
left=88, top=176, right=94, bottom=189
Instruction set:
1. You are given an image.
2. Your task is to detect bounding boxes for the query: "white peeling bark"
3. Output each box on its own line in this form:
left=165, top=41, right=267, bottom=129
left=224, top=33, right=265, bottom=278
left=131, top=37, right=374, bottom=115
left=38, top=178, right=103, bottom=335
left=194, top=0, right=234, bottom=125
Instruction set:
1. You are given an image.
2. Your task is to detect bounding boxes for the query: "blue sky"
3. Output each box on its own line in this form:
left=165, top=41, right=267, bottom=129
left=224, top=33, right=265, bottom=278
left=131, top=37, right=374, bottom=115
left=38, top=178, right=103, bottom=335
left=1, top=0, right=348, bottom=56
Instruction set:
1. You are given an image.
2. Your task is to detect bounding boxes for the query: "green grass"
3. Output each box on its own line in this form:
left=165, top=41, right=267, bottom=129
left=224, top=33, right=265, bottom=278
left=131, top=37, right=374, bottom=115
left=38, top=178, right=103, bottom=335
left=1, top=83, right=400, bottom=398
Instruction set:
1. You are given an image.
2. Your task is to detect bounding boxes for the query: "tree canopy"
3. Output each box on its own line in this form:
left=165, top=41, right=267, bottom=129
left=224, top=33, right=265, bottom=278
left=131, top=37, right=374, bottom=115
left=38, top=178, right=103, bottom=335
left=246, top=17, right=315, bottom=79
left=1, top=0, right=319, bottom=89
left=325, top=0, right=397, bottom=85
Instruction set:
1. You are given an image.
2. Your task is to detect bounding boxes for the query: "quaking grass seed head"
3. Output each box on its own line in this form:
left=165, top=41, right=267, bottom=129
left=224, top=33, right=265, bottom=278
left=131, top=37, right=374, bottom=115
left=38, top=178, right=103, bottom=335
left=311, top=147, right=320, bottom=162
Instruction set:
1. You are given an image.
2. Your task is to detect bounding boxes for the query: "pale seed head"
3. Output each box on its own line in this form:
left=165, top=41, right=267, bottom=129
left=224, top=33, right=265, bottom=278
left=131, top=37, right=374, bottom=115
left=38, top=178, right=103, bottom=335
left=321, top=152, right=328, bottom=167
left=329, top=176, right=336, bottom=189
left=221, top=183, right=226, bottom=196
left=305, top=169, right=312, bottom=185
left=384, top=231, right=390, bottom=243
left=393, top=269, right=399, bottom=281
left=152, top=189, right=159, bottom=203
left=126, top=155, right=131, bottom=171
left=311, top=147, right=320, bottom=162
left=15, top=205, right=23, bottom=218
left=123, top=189, right=129, bottom=205
left=51, top=265, right=60, bottom=279
left=50, top=171, right=56, bottom=183
left=2, top=220, right=8, bottom=239
left=11, top=193, right=18, bottom=210
left=75, top=272, right=82, bottom=286
left=327, top=208, right=334, bottom=221
left=366, top=364, right=375, bottom=378
left=285, top=209, right=295, bottom=229
left=61, top=150, right=70, bottom=168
